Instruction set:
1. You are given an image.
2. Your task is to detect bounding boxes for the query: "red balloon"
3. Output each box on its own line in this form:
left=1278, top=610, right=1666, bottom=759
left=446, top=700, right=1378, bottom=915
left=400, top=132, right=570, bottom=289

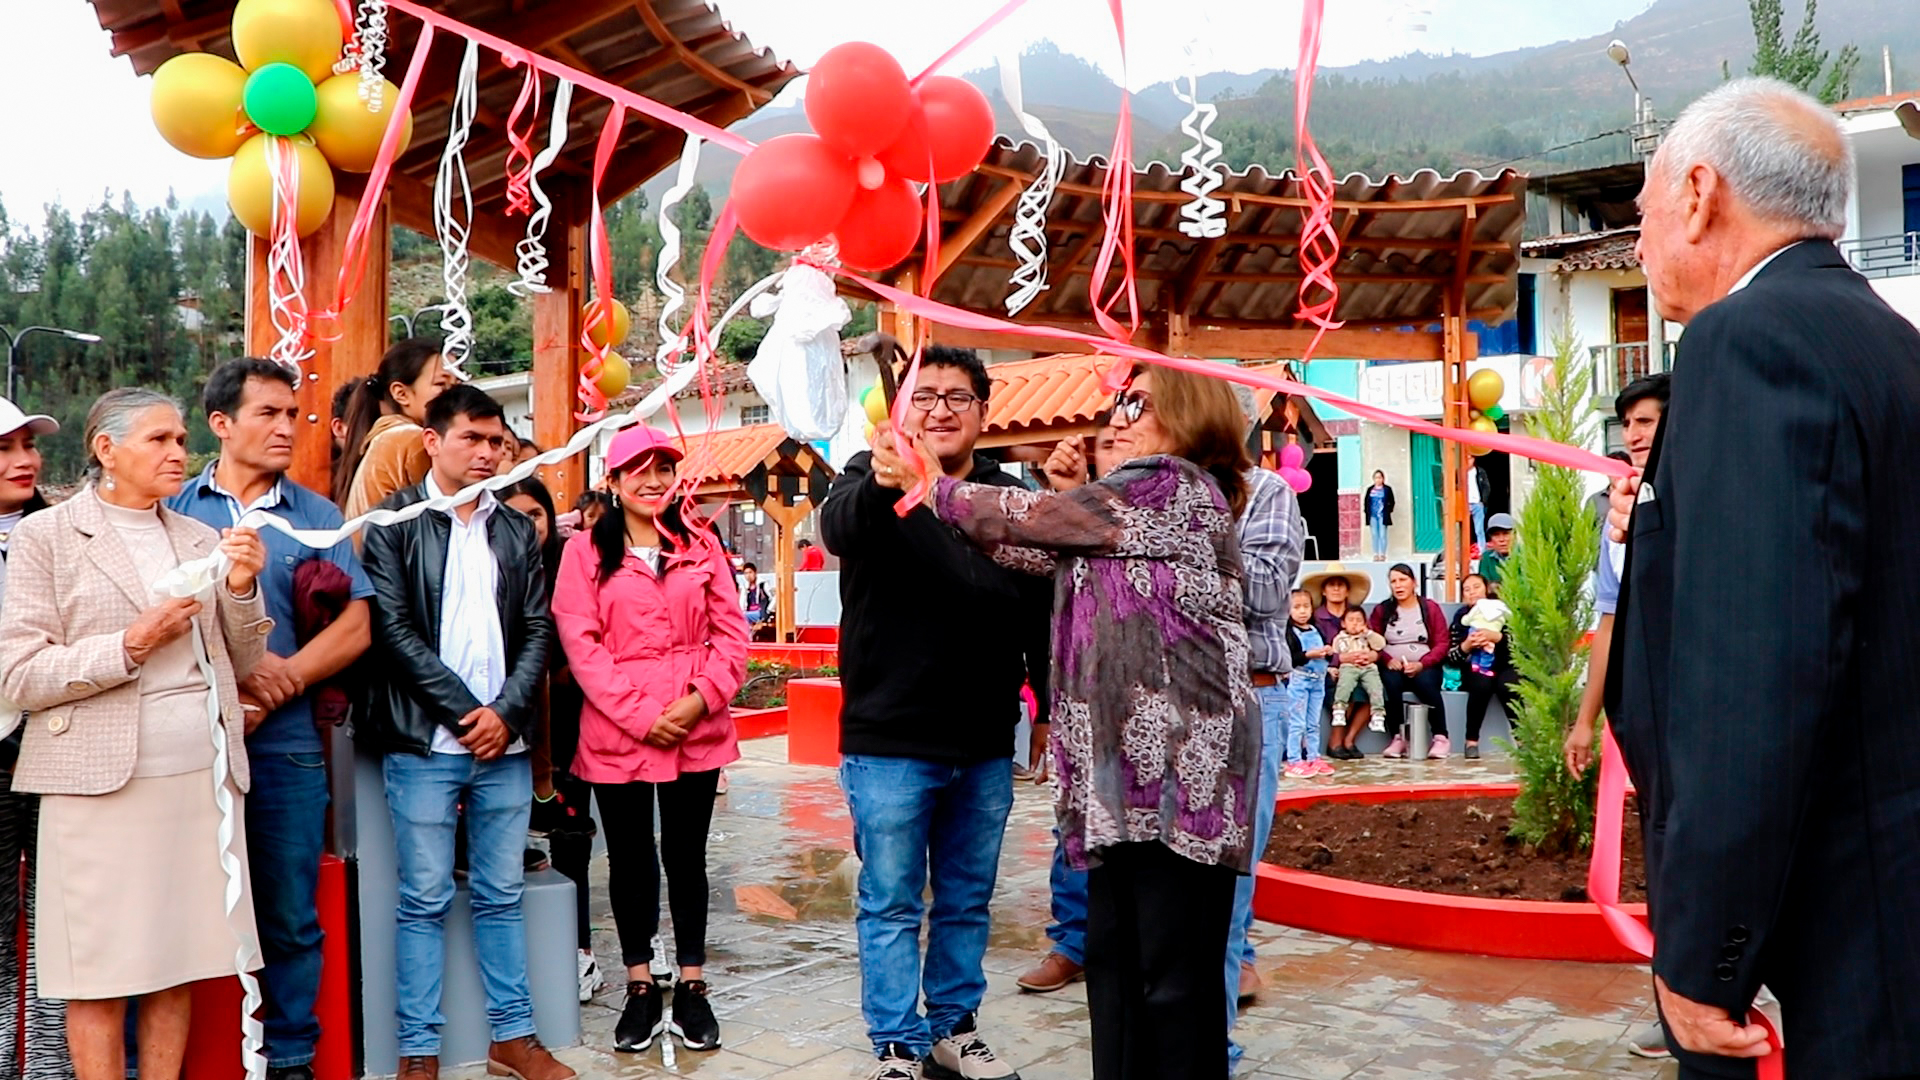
left=731, top=134, right=859, bottom=252
left=805, top=42, right=914, bottom=160
left=832, top=177, right=924, bottom=271
left=877, top=76, right=997, bottom=184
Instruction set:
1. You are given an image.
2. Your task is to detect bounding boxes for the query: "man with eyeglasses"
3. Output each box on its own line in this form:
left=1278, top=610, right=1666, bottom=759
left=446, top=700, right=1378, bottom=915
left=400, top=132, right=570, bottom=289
left=820, top=346, right=1052, bottom=1080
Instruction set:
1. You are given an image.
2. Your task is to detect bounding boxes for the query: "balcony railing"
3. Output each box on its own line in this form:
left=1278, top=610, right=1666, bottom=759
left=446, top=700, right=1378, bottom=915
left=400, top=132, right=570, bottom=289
left=1840, top=232, right=1920, bottom=280
left=1589, top=341, right=1675, bottom=405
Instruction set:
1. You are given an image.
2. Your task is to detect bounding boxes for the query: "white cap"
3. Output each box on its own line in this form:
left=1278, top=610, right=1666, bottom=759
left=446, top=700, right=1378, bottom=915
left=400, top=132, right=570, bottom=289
left=0, top=398, right=58, bottom=439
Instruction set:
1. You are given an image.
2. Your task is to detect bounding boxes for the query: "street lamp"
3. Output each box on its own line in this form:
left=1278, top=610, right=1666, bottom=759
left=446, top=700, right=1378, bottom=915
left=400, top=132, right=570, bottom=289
left=2, top=325, right=100, bottom=403
left=389, top=303, right=454, bottom=340
left=1608, top=40, right=1667, bottom=374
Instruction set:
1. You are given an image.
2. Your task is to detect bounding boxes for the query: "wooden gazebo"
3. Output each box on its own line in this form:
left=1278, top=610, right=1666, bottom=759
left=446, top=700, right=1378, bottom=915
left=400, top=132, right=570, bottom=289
left=681, top=424, right=833, bottom=642
left=875, top=140, right=1526, bottom=592
left=85, top=0, right=799, bottom=505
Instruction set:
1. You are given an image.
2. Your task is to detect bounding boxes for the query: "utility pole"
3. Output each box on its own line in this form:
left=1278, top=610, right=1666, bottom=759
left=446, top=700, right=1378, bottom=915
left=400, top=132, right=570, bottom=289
left=1610, top=39, right=1668, bottom=376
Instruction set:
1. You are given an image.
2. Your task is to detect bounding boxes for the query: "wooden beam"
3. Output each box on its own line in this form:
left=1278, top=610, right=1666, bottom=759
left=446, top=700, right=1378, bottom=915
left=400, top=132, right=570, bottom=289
left=975, top=164, right=1520, bottom=213
left=935, top=180, right=1023, bottom=282
left=532, top=197, right=588, bottom=508
left=1171, top=236, right=1224, bottom=316
left=407, top=0, right=638, bottom=114
left=244, top=176, right=390, bottom=495
left=633, top=0, right=776, bottom=103
left=928, top=320, right=1453, bottom=362
left=945, top=212, right=1514, bottom=254
left=950, top=254, right=1505, bottom=288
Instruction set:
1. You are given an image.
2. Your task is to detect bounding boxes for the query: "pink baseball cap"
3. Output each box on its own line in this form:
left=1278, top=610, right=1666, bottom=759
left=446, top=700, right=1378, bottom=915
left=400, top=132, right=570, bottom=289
left=605, top=426, right=685, bottom=473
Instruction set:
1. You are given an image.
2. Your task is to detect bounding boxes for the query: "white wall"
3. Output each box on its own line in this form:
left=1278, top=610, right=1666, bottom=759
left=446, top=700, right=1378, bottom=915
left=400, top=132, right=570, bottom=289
left=1871, top=275, right=1920, bottom=328
left=1846, top=116, right=1919, bottom=243
left=1360, top=423, right=1416, bottom=556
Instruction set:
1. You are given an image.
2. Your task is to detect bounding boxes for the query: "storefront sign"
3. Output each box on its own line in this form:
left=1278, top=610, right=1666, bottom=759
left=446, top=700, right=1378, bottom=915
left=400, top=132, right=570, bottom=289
left=1357, top=355, right=1547, bottom=419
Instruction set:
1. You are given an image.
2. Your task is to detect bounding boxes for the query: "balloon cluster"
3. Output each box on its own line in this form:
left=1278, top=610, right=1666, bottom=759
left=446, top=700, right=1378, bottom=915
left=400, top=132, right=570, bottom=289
left=583, top=298, right=635, bottom=398
left=731, top=43, right=996, bottom=272
left=149, top=0, right=413, bottom=238
left=1464, top=369, right=1506, bottom=455
left=1278, top=442, right=1312, bottom=493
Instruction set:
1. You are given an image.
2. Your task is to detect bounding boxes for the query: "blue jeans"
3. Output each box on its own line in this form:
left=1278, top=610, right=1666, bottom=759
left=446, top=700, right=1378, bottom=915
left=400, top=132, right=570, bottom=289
left=840, top=755, right=1014, bottom=1057
left=248, top=751, right=330, bottom=1067
left=1226, top=682, right=1288, bottom=1069
left=1370, top=516, right=1387, bottom=557
left=1045, top=828, right=1087, bottom=965
left=1283, top=671, right=1325, bottom=764
left=384, top=752, right=537, bottom=1057
left=1471, top=503, right=1487, bottom=547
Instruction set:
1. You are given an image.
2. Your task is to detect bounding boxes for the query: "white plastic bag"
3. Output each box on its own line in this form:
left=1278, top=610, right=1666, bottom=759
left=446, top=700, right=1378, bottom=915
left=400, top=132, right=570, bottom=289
left=746, top=263, right=852, bottom=441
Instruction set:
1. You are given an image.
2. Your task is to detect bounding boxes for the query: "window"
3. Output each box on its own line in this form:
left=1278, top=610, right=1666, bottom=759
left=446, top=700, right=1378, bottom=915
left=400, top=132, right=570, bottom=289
left=740, top=404, right=770, bottom=426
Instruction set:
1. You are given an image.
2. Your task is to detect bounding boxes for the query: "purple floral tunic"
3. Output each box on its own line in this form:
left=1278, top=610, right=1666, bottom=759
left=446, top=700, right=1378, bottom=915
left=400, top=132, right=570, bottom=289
left=933, top=455, right=1263, bottom=872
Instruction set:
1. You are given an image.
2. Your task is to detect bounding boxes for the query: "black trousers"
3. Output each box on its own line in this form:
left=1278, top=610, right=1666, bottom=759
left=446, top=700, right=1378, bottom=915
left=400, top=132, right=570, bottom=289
left=594, top=770, right=721, bottom=971
left=1085, top=842, right=1237, bottom=1080
left=1381, top=664, right=1447, bottom=739
left=1461, top=668, right=1520, bottom=743
left=0, top=779, right=71, bottom=1080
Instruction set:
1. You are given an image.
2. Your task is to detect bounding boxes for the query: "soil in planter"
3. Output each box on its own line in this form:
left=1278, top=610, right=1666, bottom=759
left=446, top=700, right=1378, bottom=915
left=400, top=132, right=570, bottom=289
left=1264, top=795, right=1646, bottom=904
left=733, top=667, right=836, bottom=710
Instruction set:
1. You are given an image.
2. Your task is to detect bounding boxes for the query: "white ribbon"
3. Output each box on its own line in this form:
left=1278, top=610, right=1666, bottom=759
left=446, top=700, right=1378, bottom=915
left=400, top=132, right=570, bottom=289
left=653, top=134, right=703, bottom=370
left=1173, top=71, right=1226, bottom=240
left=149, top=557, right=265, bottom=1080
left=434, top=40, right=479, bottom=375
left=509, top=78, right=574, bottom=298
left=265, top=138, right=314, bottom=368
left=338, top=0, right=391, bottom=112
left=997, top=51, right=1065, bottom=317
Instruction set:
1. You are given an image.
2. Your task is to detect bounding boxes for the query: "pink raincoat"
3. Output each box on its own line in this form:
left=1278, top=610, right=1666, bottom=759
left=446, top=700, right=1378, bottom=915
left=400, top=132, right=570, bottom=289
left=551, top=532, right=751, bottom=783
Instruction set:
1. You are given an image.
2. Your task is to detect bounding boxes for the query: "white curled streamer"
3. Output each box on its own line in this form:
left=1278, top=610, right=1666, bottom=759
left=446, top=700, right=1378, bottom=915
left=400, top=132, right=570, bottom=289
left=332, top=0, right=391, bottom=111
left=435, top=40, right=479, bottom=375
left=146, top=559, right=265, bottom=1080
left=265, top=139, right=313, bottom=368
left=653, top=134, right=702, bottom=370
left=998, top=51, right=1065, bottom=317
left=509, top=78, right=574, bottom=297
left=1174, top=72, right=1226, bottom=239
left=173, top=272, right=784, bottom=558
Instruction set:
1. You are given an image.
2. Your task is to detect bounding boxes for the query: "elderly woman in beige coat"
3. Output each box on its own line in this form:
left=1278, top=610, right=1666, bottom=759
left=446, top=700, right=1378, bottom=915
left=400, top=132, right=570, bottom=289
left=0, top=388, right=271, bottom=1080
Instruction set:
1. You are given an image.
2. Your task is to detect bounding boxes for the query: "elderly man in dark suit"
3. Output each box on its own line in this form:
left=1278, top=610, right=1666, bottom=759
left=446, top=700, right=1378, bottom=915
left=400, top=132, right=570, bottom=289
left=1606, top=77, right=1920, bottom=1078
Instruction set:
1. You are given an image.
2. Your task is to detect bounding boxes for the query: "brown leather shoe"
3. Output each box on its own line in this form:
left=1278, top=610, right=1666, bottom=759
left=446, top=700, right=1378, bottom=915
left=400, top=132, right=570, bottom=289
left=1015, top=951, right=1084, bottom=993
left=1237, top=960, right=1264, bottom=1003
left=398, top=1056, right=439, bottom=1080
left=487, top=1036, right=575, bottom=1080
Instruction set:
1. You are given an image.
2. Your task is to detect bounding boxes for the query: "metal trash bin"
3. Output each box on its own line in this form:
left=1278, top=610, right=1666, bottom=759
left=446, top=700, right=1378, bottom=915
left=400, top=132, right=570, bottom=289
left=1406, top=702, right=1432, bottom=760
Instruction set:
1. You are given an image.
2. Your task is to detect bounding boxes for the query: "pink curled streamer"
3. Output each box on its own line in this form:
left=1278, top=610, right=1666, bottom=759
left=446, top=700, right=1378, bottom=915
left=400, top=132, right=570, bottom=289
left=1292, top=0, right=1344, bottom=364
left=501, top=57, right=541, bottom=217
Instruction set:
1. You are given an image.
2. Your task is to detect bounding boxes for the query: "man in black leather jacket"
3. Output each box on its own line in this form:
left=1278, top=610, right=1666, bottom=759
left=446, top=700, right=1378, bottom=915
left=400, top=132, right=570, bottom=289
left=359, top=384, right=569, bottom=1080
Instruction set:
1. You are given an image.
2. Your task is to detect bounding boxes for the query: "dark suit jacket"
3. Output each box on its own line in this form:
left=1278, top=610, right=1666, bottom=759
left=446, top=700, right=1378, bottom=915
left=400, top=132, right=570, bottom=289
left=1607, top=241, right=1920, bottom=1077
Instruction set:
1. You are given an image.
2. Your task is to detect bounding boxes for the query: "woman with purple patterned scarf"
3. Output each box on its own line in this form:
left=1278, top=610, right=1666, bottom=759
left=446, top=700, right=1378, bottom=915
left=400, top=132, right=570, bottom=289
left=872, top=365, right=1261, bottom=1080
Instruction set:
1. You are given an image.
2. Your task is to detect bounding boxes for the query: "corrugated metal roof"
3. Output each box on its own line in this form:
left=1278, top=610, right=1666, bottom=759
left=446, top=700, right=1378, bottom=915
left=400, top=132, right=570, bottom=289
left=85, top=0, right=798, bottom=243
left=902, top=139, right=1525, bottom=333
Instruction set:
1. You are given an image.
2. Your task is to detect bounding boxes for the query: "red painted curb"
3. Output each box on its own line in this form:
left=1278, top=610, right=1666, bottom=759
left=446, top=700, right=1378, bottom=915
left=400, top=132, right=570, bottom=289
left=1254, top=783, right=1650, bottom=964
left=733, top=705, right=789, bottom=741
left=747, top=643, right=840, bottom=668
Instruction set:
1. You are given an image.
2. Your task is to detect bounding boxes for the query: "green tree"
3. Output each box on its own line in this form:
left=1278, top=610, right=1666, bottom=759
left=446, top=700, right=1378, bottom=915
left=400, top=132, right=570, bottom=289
left=1503, top=329, right=1601, bottom=855
left=1743, top=0, right=1860, bottom=105
left=467, top=283, right=532, bottom=375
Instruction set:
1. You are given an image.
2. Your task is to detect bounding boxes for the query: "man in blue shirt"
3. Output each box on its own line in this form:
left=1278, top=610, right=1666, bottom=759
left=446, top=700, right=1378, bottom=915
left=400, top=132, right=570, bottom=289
left=169, top=358, right=374, bottom=1080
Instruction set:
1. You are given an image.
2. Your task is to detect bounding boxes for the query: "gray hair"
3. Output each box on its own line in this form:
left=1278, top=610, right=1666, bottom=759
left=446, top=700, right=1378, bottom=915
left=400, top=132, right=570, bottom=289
left=85, top=387, right=182, bottom=477
left=1233, top=383, right=1260, bottom=426
left=1658, top=77, right=1853, bottom=237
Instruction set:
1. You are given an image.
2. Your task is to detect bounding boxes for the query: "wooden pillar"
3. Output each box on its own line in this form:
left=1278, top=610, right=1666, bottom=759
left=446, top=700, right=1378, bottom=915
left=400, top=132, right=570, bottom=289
left=532, top=184, right=588, bottom=509
left=246, top=175, right=390, bottom=495
left=764, top=498, right=809, bottom=643
left=1165, top=310, right=1192, bottom=357
left=878, top=269, right=918, bottom=347
left=1441, top=309, right=1468, bottom=600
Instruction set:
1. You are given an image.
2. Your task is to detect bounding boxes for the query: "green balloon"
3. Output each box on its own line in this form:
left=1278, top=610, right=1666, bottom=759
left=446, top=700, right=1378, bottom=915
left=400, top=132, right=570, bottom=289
left=243, top=63, right=318, bottom=136
left=1483, top=404, right=1505, bottom=422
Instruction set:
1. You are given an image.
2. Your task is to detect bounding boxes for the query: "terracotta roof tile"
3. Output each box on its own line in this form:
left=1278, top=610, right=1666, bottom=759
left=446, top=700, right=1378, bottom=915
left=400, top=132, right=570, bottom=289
left=679, top=423, right=792, bottom=488
left=983, top=353, right=1289, bottom=440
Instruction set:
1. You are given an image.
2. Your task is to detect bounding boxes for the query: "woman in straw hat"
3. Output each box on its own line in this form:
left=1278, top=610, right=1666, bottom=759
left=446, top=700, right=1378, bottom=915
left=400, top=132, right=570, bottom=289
left=1303, top=564, right=1375, bottom=759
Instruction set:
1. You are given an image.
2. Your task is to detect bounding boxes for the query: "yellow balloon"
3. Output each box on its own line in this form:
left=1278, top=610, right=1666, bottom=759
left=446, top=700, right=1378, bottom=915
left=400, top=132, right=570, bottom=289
left=232, top=0, right=346, bottom=82
left=228, top=134, right=335, bottom=238
left=595, top=353, right=632, bottom=399
left=1467, top=369, right=1506, bottom=413
left=150, top=53, right=251, bottom=160
left=863, top=383, right=888, bottom=426
left=864, top=421, right=878, bottom=445
left=1463, top=415, right=1500, bottom=456
left=309, top=75, right=412, bottom=172
left=584, top=298, right=632, bottom=348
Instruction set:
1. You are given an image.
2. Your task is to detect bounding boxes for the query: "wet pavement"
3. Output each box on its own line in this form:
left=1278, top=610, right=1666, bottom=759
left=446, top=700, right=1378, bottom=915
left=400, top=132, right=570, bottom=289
left=448, top=740, right=1686, bottom=1080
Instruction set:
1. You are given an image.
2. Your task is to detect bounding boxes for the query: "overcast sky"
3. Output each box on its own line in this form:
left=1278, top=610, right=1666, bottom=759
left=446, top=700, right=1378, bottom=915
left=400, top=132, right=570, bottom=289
left=0, top=0, right=1650, bottom=225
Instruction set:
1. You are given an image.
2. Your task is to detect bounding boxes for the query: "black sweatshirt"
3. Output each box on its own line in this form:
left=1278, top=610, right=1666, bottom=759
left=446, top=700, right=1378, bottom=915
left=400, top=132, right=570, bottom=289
left=819, top=451, right=1052, bottom=763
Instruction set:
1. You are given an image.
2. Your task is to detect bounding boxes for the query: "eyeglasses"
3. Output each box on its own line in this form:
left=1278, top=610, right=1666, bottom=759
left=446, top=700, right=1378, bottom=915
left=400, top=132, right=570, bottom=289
left=908, top=390, right=979, bottom=414
left=1111, top=389, right=1153, bottom=425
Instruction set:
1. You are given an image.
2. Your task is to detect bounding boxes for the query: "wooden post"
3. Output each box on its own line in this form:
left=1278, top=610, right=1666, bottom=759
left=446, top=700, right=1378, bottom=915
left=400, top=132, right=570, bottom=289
left=1441, top=309, right=1467, bottom=600
left=763, top=499, right=809, bottom=643
left=532, top=184, right=588, bottom=508
left=879, top=269, right=918, bottom=347
left=245, top=175, right=390, bottom=496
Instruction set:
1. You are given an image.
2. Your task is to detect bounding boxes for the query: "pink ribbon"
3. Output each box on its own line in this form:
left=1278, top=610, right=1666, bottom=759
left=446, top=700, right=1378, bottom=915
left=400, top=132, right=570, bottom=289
left=1291, top=0, right=1344, bottom=363
left=910, top=0, right=1034, bottom=87
left=576, top=107, right=626, bottom=421
left=501, top=57, right=541, bottom=217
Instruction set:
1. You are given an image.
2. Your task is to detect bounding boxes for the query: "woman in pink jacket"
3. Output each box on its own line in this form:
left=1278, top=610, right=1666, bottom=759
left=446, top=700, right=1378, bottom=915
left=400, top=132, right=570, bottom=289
left=551, top=427, right=749, bottom=1056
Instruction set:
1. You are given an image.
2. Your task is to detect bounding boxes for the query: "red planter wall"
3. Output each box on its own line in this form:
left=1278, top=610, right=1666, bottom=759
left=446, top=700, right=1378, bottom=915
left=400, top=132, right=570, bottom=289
left=786, top=678, right=843, bottom=767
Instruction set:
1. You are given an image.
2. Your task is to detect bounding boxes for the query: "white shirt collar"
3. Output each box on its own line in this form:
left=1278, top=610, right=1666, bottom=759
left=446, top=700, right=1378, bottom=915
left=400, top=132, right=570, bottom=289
left=1728, top=242, right=1802, bottom=296
left=423, top=472, right=498, bottom=519
left=206, top=467, right=284, bottom=521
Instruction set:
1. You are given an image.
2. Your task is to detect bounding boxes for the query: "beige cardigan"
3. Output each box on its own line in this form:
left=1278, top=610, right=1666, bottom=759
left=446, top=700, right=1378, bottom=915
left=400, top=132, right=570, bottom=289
left=0, top=489, right=272, bottom=796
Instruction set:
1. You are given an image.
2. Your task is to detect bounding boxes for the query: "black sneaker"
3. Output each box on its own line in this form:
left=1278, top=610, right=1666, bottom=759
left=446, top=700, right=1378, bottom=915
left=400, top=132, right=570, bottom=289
left=267, top=1066, right=315, bottom=1080
left=867, top=1044, right=921, bottom=1080
left=614, top=980, right=664, bottom=1053
left=668, top=979, right=722, bottom=1050
left=523, top=846, right=551, bottom=873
